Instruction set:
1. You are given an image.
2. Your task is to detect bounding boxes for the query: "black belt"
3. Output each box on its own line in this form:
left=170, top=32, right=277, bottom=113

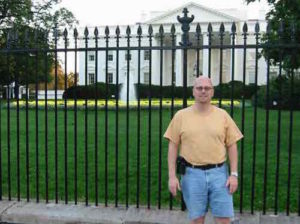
left=185, top=161, right=224, bottom=170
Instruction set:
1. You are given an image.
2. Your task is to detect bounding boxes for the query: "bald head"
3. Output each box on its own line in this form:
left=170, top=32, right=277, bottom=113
left=192, top=76, right=214, bottom=104
left=193, top=76, right=213, bottom=88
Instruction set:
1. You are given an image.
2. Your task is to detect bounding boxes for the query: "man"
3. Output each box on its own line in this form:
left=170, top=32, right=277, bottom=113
left=164, top=76, right=243, bottom=224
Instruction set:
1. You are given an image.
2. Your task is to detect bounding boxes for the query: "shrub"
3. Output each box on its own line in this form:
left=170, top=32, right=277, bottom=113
left=252, top=75, right=300, bottom=110
left=214, top=81, right=257, bottom=99
left=136, top=84, right=193, bottom=98
left=63, top=82, right=118, bottom=99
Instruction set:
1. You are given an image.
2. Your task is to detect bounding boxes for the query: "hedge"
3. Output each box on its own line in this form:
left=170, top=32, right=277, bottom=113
left=63, top=81, right=258, bottom=100
left=63, top=82, right=116, bottom=99
left=214, top=81, right=257, bottom=99
left=63, top=82, right=194, bottom=99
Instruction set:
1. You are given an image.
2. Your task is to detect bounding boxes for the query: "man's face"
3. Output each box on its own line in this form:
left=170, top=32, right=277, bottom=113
left=193, top=78, right=214, bottom=104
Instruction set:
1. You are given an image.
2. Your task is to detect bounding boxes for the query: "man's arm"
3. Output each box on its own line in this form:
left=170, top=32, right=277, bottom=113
left=227, top=142, right=238, bottom=173
left=168, top=140, right=181, bottom=196
left=226, top=142, right=238, bottom=194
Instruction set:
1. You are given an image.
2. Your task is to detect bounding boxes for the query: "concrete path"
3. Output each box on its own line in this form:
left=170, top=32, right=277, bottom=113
left=0, top=200, right=299, bottom=224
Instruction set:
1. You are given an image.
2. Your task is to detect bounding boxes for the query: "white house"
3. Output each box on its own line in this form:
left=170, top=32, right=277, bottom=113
left=78, top=2, right=271, bottom=87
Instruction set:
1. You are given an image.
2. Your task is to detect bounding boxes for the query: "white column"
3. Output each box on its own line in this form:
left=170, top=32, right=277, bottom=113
left=175, top=33, right=183, bottom=86
left=151, top=37, right=160, bottom=85
left=229, top=33, right=238, bottom=83
left=79, top=51, right=85, bottom=85
left=202, top=34, right=209, bottom=77
left=234, top=35, right=243, bottom=82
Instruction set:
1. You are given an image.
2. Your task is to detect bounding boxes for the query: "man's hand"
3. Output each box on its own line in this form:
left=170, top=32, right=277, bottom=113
left=168, top=176, right=181, bottom=196
left=226, top=175, right=238, bottom=194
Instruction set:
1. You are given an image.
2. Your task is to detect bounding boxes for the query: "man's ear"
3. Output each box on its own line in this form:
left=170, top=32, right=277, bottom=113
left=211, top=88, right=214, bottom=98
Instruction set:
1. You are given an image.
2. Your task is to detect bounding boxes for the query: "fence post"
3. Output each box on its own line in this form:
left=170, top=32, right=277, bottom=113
left=177, top=8, right=194, bottom=108
left=177, top=8, right=194, bottom=211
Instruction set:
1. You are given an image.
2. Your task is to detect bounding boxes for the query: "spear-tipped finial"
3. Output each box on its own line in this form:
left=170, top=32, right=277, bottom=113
left=208, top=23, right=213, bottom=33
left=219, top=23, right=225, bottom=35
left=63, top=28, right=68, bottom=38
left=137, top=25, right=142, bottom=36
left=94, top=27, right=99, bottom=37
left=196, top=23, right=201, bottom=35
left=84, top=27, right=89, bottom=37
left=255, top=22, right=260, bottom=33
left=231, top=22, right=236, bottom=34
left=243, top=22, right=248, bottom=34
left=159, top=24, right=164, bottom=36
left=116, top=26, right=120, bottom=36
left=74, top=28, right=78, bottom=38
left=105, top=26, right=109, bottom=36
left=126, top=26, right=131, bottom=36
left=171, top=24, right=176, bottom=35
left=148, top=25, right=153, bottom=35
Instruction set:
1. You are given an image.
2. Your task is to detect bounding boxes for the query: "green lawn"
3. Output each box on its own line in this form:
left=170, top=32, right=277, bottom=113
left=0, top=102, right=299, bottom=213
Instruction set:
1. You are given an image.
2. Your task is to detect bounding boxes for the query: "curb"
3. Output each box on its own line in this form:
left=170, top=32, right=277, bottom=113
left=0, top=200, right=299, bottom=224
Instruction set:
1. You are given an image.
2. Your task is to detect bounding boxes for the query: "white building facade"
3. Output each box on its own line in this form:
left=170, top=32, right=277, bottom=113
left=78, top=2, right=270, bottom=87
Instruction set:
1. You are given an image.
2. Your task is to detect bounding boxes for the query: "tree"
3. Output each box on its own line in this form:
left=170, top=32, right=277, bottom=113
left=0, top=0, right=78, bottom=97
left=0, top=0, right=32, bottom=28
left=246, top=0, right=300, bottom=70
left=38, top=68, right=78, bottom=90
left=0, top=0, right=78, bottom=30
left=0, top=28, right=53, bottom=82
left=67, top=72, right=78, bottom=88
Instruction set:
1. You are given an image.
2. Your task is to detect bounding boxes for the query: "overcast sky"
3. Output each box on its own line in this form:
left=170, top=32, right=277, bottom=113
left=59, top=0, right=270, bottom=27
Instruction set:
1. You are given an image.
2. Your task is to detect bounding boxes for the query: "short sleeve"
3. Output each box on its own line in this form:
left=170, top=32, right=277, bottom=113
left=224, top=112, right=243, bottom=147
left=163, top=111, right=182, bottom=145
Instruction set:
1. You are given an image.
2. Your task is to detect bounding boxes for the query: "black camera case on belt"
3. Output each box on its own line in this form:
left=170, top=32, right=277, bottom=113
left=176, top=156, right=186, bottom=175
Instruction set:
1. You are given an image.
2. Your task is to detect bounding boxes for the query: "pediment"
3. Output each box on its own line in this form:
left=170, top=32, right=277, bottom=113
left=146, top=2, right=240, bottom=24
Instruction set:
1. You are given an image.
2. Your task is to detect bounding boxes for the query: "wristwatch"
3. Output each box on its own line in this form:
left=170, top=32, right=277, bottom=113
left=230, top=172, right=238, bottom=178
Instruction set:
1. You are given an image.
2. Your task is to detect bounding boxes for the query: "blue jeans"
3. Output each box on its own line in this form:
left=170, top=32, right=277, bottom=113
left=181, top=164, right=234, bottom=220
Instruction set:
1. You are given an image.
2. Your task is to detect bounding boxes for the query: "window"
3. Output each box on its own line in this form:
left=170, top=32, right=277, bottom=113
left=125, top=53, right=131, bottom=61
left=89, top=55, right=95, bottom=61
left=144, top=50, right=150, bottom=60
left=144, top=72, right=149, bottom=84
left=108, top=54, right=113, bottom=61
left=108, top=51, right=113, bottom=61
left=88, top=73, right=95, bottom=84
left=108, top=73, right=113, bottom=83
left=248, top=71, right=255, bottom=84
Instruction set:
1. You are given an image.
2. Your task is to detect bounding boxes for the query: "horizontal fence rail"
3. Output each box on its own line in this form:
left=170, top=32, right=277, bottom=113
left=0, top=8, right=299, bottom=216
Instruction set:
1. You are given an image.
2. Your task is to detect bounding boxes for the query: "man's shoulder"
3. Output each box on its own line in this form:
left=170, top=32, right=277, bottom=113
left=175, top=106, right=193, bottom=116
left=213, top=106, right=228, bottom=116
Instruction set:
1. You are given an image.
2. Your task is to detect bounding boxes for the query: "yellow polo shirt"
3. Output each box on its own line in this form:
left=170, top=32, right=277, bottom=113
left=164, top=105, right=243, bottom=165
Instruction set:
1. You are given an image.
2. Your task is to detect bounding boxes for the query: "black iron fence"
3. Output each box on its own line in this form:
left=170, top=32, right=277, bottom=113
left=0, top=8, right=299, bottom=216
